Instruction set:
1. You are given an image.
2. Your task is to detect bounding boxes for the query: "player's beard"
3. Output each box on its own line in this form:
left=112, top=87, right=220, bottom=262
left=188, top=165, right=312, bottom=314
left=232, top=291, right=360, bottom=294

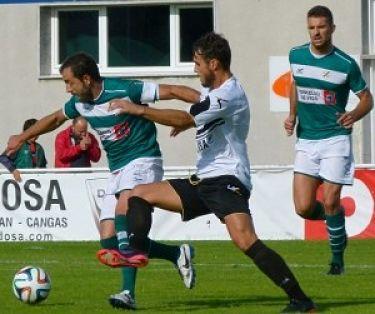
left=201, top=71, right=215, bottom=88
left=78, top=86, right=94, bottom=103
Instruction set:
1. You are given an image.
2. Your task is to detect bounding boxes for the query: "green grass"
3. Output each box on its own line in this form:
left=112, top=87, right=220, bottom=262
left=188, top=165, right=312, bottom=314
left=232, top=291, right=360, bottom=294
left=0, top=240, right=375, bottom=313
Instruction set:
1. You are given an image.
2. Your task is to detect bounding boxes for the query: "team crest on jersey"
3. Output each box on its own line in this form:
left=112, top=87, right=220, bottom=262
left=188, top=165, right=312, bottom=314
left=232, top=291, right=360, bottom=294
left=323, top=90, right=336, bottom=105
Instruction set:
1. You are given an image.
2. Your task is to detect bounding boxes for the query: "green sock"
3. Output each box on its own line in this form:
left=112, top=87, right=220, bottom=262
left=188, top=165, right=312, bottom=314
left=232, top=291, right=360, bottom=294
left=149, top=240, right=180, bottom=264
left=115, top=215, right=129, bottom=251
left=100, top=236, right=137, bottom=298
left=122, top=267, right=137, bottom=298
left=326, top=210, right=346, bottom=266
left=100, top=235, right=118, bottom=249
left=309, top=201, right=326, bottom=220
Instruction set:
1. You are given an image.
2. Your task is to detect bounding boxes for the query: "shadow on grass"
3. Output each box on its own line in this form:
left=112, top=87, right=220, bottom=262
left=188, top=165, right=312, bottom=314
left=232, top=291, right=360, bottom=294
left=138, top=295, right=287, bottom=312
left=137, top=295, right=375, bottom=312
left=316, top=297, right=375, bottom=312
left=35, top=302, right=75, bottom=307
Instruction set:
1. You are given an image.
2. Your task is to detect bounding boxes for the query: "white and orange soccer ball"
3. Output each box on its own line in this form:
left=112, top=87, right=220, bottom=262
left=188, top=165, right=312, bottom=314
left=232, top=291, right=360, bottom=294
left=12, top=266, right=51, bottom=304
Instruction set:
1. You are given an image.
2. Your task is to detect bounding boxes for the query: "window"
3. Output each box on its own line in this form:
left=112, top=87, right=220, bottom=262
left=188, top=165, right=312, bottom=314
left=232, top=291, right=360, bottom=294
left=47, top=3, right=213, bottom=76
left=58, top=10, right=99, bottom=63
left=107, top=6, right=170, bottom=67
left=179, top=7, right=213, bottom=63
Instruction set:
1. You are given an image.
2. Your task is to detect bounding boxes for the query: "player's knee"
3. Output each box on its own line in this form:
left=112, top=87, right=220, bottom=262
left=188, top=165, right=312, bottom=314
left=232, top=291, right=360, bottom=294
left=322, top=197, right=340, bottom=214
left=295, top=202, right=313, bottom=218
left=129, top=185, right=153, bottom=204
left=295, top=207, right=307, bottom=218
left=231, top=232, right=257, bottom=252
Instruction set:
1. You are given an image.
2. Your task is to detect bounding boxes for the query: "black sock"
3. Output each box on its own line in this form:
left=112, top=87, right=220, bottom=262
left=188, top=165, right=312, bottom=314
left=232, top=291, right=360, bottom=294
left=127, top=196, right=153, bottom=253
left=148, top=240, right=180, bottom=263
left=246, top=240, right=309, bottom=301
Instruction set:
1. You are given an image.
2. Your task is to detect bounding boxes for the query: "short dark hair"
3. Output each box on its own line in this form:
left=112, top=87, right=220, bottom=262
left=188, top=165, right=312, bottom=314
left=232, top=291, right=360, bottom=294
left=23, top=118, right=37, bottom=131
left=193, top=32, right=231, bottom=71
left=59, top=52, right=101, bottom=82
left=307, top=5, right=334, bottom=25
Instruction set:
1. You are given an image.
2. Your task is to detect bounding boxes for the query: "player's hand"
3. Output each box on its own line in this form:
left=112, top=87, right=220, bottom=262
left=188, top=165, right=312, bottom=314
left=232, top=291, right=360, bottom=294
left=337, top=111, right=355, bottom=129
left=12, top=169, right=22, bottom=182
left=170, top=127, right=183, bottom=137
left=6, top=135, right=24, bottom=155
left=108, top=99, right=145, bottom=116
left=83, top=133, right=92, bottom=145
left=284, top=115, right=296, bottom=136
left=80, top=137, right=89, bottom=150
left=170, top=124, right=194, bottom=137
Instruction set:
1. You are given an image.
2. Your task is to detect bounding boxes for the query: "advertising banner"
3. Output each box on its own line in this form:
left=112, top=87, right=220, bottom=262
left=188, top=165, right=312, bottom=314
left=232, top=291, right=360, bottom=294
left=0, top=171, right=106, bottom=241
left=1, top=167, right=375, bottom=241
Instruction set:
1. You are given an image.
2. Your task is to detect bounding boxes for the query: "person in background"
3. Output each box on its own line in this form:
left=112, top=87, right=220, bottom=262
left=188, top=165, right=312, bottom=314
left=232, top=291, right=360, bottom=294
left=55, top=116, right=101, bottom=167
left=14, top=118, right=47, bottom=169
left=0, top=118, right=47, bottom=181
left=284, top=5, right=373, bottom=275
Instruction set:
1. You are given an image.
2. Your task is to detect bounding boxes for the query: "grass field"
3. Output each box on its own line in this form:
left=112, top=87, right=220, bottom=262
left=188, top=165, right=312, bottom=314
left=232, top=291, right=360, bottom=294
left=0, top=240, right=374, bottom=314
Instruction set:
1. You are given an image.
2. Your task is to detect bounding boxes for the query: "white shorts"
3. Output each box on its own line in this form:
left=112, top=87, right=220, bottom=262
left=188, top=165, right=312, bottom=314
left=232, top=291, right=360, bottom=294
left=294, top=135, right=354, bottom=185
left=99, top=157, right=163, bottom=221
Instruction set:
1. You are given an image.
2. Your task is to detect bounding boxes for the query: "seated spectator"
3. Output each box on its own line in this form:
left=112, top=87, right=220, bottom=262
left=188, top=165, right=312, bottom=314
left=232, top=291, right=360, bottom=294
left=14, top=118, right=47, bottom=169
left=55, top=116, right=101, bottom=167
left=0, top=118, right=47, bottom=181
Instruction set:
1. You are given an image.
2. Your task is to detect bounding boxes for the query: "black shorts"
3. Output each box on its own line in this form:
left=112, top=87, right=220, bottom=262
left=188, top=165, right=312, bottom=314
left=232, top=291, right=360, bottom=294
left=168, top=175, right=251, bottom=221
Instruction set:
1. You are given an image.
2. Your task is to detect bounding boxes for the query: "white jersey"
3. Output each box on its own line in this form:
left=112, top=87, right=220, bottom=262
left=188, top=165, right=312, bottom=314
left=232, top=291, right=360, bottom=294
left=189, top=76, right=252, bottom=191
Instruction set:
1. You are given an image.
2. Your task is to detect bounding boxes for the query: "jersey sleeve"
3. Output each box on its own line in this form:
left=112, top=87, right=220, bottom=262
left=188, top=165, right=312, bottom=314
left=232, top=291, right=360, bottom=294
left=348, top=60, right=367, bottom=94
left=63, top=97, right=80, bottom=119
left=140, top=82, right=158, bottom=103
left=189, top=92, right=231, bottom=127
left=126, top=80, right=157, bottom=104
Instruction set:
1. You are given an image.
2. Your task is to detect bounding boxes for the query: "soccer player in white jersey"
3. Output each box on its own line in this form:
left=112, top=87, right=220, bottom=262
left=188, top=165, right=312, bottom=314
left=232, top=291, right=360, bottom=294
left=103, top=32, right=316, bottom=313
left=5, top=52, right=200, bottom=310
left=284, top=6, right=373, bottom=275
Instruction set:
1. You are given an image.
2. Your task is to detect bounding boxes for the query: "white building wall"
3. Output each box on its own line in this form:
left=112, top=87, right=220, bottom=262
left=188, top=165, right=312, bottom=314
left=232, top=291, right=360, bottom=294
left=0, top=1, right=366, bottom=169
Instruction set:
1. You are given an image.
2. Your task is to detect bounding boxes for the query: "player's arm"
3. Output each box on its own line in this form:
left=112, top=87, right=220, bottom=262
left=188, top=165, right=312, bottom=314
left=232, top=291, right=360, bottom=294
left=158, top=84, right=200, bottom=103
left=109, top=99, right=195, bottom=129
left=0, top=154, right=22, bottom=182
left=6, top=109, right=67, bottom=155
left=337, top=88, right=374, bottom=129
left=284, top=80, right=297, bottom=136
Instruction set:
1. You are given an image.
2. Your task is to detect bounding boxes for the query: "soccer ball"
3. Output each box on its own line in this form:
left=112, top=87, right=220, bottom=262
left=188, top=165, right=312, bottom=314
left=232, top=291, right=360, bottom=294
left=12, top=266, right=51, bottom=304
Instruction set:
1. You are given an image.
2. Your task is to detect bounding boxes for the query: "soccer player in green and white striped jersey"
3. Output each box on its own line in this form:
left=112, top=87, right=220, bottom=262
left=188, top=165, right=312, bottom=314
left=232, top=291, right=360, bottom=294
left=6, top=52, right=200, bottom=309
left=284, top=6, right=373, bottom=275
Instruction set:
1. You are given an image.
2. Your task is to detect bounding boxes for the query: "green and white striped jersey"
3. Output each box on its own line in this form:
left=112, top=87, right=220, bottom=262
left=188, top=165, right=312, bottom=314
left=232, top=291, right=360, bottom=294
left=289, top=43, right=366, bottom=139
left=63, top=78, right=161, bottom=172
